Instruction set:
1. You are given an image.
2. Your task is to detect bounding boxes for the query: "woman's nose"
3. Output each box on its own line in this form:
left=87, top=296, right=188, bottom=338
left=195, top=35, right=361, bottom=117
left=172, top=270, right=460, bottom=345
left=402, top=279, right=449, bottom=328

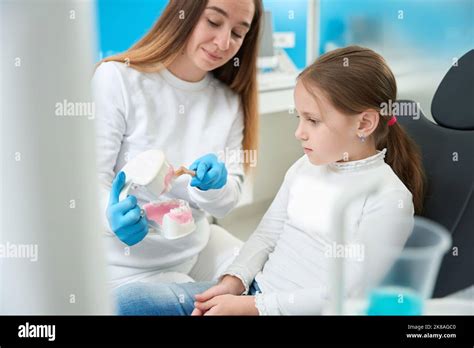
left=215, top=29, right=230, bottom=51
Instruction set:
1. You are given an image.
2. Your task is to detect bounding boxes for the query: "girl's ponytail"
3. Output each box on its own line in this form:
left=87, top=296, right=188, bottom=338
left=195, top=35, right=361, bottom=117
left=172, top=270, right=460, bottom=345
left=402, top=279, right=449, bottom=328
left=377, top=122, right=426, bottom=214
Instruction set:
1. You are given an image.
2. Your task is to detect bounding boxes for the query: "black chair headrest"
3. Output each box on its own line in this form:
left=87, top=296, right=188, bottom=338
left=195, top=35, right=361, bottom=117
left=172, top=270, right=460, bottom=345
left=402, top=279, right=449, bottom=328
left=431, top=49, right=474, bottom=130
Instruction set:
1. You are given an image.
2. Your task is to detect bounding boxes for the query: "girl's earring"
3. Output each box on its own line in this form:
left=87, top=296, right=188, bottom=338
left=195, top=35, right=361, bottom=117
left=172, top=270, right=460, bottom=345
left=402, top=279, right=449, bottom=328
left=358, top=134, right=366, bottom=143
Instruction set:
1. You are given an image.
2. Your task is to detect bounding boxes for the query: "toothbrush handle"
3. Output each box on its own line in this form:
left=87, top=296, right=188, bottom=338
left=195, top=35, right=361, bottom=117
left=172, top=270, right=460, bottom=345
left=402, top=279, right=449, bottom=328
left=174, top=166, right=196, bottom=177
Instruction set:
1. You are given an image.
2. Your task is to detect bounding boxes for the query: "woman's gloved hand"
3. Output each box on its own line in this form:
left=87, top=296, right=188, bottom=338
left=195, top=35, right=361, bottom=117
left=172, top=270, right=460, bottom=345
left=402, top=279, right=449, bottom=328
left=189, top=153, right=228, bottom=191
left=107, top=171, right=148, bottom=246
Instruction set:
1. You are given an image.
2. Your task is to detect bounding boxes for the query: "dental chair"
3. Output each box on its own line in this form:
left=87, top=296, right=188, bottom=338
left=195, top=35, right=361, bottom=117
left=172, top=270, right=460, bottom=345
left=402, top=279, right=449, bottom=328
left=396, top=49, right=474, bottom=297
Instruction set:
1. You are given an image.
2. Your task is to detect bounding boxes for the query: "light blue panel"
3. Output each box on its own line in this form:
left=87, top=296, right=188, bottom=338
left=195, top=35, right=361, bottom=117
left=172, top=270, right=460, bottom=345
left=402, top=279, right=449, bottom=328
left=319, top=0, right=474, bottom=58
left=95, top=0, right=168, bottom=59
left=263, top=0, right=308, bottom=69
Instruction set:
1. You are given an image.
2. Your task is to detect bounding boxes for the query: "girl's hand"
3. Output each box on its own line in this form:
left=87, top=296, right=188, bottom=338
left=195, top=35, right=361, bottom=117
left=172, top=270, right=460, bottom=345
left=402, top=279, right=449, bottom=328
left=191, top=275, right=245, bottom=316
left=189, top=153, right=227, bottom=190
left=194, top=294, right=259, bottom=316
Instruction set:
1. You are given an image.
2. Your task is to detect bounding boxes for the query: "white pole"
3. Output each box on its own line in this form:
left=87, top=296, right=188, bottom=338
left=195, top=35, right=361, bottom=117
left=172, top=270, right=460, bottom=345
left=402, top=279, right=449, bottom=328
left=306, top=0, right=320, bottom=66
left=0, top=0, right=111, bottom=314
left=327, top=180, right=382, bottom=315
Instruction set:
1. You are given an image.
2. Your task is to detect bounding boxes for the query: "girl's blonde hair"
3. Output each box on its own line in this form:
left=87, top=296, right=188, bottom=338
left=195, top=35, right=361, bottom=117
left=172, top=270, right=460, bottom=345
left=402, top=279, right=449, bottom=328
left=96, top=0, right=263, bottom=172
left=298, top=46, right=425, bottom=214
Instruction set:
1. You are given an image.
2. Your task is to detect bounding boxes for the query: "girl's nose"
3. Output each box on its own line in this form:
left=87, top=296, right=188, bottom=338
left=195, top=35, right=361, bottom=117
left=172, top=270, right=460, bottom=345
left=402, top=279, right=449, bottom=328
left=295, top=120, right=308, bottom=141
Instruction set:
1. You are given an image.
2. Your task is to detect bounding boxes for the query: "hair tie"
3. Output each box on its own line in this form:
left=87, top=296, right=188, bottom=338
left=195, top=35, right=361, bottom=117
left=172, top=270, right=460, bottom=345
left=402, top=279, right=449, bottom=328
left=388, top=115, right=397, bottom=127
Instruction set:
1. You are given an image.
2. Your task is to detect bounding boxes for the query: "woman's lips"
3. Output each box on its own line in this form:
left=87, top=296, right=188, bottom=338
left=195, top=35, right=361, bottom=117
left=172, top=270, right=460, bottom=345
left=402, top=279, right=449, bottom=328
left=303, top=147, right=313, bottom=154
left=202, top=48, right=222, bottom=61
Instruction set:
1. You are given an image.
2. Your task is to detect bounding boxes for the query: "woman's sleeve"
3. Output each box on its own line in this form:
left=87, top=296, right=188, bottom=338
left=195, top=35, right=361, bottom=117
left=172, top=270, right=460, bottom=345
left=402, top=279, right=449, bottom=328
left=253, top=188, right=415, bottom=315
left=187, top=102, right=245, bottom=218
left=91, top=62, right=128, bottom=234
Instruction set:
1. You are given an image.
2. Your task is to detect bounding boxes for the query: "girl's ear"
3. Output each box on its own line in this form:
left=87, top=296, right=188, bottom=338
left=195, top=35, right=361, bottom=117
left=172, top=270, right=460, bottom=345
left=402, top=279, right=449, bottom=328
left=357, top=109, right=379, bottom=136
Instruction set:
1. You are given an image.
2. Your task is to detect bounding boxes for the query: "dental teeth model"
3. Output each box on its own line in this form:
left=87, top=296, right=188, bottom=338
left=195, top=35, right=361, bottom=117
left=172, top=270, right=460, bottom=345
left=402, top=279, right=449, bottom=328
left=143, top=199, right=195, bottom=239
left=118, top=149, right=197, bottom=239
left=119, top=149, right=196, bottom=202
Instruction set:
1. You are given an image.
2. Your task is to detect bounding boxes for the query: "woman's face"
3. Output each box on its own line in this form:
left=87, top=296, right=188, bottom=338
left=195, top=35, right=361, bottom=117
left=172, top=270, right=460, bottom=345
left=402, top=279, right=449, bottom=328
left=185, top=0, right=255, bottom=72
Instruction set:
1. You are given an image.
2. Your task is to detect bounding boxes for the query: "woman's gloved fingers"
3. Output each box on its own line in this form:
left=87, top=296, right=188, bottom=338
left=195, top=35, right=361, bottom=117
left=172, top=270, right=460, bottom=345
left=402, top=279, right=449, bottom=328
left=121, top=205, right=142, bottom=227
left=113, top=195, right=138, bottom=215
left=204, top=166, right=221, bottom=183
left=196, top=161, right=209, bottom=180
left=109, top=171, right=126, bottom=206
left=204, top=164, right=227, bottom=188
left=200, top=175, right=219, bottom=189
left=188, top=153, right=228, bottom=190
left=190, top=161, right=211, bottom=187
left=190, top=176, right=201, bottom=187
left=189, top=161, right=198, bottom=172
left=130, top=213, right=148, bottom=231
left=121, top=217, right=148, bottom=246
left=106, top=172, right=148, bottom=246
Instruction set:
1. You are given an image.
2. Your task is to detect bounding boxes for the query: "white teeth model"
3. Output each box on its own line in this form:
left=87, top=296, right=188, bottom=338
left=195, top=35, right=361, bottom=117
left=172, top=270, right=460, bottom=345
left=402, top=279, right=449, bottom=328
left=118, top=149, right=195, bottom=202
left=118, top=149, right=197, bottom=239
left=143, top=199, right=196, bottom=239
left=118, top=149, right=171, bottom=202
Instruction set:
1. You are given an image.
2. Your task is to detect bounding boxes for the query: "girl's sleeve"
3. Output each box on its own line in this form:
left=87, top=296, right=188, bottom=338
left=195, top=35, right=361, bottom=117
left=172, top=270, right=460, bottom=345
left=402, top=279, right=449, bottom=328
left=220, top=159, right=302, bottom=294
left=253, top=188, right=415, bottom=315
left=91, top=62, right=128, bottom=234
left=187, top=102, right=245, bottom=218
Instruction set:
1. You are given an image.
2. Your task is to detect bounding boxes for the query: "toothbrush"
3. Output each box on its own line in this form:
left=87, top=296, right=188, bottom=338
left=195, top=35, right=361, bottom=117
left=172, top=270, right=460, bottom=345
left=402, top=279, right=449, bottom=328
left=174, top=166, right=196, bottom=177
left=161, top=165, right=196, bottom=194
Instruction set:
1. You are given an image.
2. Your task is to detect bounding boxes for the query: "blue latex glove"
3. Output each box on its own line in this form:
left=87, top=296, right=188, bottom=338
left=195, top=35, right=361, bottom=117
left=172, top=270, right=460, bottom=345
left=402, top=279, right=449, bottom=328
left=189, top=154, right=228, bottom=191
left=106, top=171, right=148, bottom=246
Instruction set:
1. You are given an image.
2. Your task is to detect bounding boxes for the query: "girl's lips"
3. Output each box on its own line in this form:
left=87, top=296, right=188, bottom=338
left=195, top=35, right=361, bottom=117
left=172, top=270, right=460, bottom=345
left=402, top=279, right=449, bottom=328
left=303, top=147, right=313, bottom=154
left=202, top=48, right=222, bottom=61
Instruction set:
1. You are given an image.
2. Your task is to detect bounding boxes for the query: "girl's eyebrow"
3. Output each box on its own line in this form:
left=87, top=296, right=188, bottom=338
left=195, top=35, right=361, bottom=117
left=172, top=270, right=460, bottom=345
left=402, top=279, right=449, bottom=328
left=301, top=111, right=319, bottom=118
left=206, top=6, right=251, bottom=28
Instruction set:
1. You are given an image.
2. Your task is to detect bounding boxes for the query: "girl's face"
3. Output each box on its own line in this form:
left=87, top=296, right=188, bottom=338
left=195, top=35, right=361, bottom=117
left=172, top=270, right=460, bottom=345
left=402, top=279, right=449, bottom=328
left=186, top=0, right=254, bottom=72
left=294, top=80, right=363, bottom=165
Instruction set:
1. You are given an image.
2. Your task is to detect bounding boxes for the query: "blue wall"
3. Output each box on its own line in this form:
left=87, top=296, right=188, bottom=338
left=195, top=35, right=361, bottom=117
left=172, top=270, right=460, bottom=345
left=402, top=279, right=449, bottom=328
left=96, top=0, right=168, bottom=59
left=96, top=0, right=473, bottom=69
left=319, top=0, right=474, bottom=59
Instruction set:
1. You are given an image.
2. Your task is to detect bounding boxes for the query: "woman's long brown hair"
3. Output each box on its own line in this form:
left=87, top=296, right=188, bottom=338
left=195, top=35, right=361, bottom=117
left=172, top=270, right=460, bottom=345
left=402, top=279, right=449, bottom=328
left=298, top=46, right=426, bottom=214
left=96, top=0, right=263, bottom=172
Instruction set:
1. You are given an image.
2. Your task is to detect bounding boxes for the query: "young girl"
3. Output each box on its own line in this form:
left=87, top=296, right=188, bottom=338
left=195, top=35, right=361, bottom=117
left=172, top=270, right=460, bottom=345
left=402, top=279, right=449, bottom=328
left=93, top=0, right=263, bottom=290
left=114, top=46, right=425, bottom=315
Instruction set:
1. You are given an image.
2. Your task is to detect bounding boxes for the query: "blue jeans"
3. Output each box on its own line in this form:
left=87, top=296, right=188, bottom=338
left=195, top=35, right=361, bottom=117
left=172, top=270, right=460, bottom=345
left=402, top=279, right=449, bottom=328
left=114, top=279, right=262, bottom=316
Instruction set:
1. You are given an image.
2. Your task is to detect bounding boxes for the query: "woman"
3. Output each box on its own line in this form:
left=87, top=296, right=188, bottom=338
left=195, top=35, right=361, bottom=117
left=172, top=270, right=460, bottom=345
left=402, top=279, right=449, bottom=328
left=92, top=0, right=263, bottom=290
